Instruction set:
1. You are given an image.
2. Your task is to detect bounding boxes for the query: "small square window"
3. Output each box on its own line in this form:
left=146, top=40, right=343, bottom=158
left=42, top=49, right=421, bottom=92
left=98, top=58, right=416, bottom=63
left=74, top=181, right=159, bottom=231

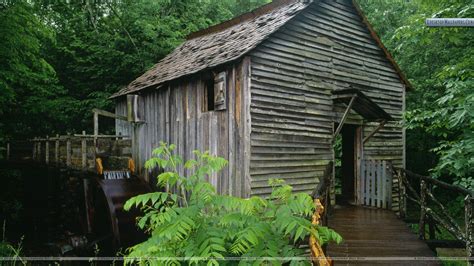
left=203, top=71, right=226, bottom=112
left=205, top=77, right=215, bottom=112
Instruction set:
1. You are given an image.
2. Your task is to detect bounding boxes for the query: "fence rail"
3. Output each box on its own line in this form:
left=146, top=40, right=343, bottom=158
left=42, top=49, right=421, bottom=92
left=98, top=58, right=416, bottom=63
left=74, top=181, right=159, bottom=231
left=4, top=132, right=131, bottom=172
left=391, top=166, right=474, bottom=261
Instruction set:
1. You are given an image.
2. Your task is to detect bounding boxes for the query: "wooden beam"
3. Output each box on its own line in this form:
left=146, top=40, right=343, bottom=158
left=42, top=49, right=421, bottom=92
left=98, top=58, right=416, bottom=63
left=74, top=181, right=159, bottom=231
left=45, top=135, right=49, bottom=164
left=363, top=120, right=387, bottom=144
left=333, top=95, right=356, bottom=139
left=66, top=134, right=71, bottom=167
left=81, top=131, right=87, bottom=169
left=402, top=169, right=473, bottom=196
left=55, top=134, right=59, bottom=164
left=73, top=134, right=129, bottom=138
left=92, top=108, right=128, bottom=121
left=93, top=112, right=99, bottom=153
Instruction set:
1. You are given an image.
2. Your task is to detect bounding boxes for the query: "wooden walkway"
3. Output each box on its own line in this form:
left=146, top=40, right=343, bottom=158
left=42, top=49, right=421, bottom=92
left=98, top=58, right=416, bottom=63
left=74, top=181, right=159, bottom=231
left=327, top=205, right=440, bottom=265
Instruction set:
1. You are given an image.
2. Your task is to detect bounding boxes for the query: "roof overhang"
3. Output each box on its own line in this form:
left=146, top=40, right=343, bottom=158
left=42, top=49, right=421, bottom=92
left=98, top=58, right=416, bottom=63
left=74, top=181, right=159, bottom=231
left=332, top=88, right=393, bottom=122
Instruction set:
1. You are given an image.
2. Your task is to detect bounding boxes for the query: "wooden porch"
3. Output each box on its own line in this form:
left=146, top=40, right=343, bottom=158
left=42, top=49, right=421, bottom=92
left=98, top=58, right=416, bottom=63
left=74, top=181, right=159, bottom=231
left=327, top=205, right=440, bottom=265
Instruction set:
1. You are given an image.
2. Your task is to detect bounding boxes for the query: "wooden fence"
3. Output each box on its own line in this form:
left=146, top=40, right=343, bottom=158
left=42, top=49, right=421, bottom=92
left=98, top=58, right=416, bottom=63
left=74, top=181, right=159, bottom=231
left=358, top=160, right=392, bottom=209
left=5, top=132, right=131, bottom=172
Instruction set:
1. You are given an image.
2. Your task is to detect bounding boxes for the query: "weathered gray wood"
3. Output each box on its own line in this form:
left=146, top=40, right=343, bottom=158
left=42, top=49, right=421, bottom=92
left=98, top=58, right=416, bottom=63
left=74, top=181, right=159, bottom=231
left=359, top=159, right=365, bottom=205
left=94, top=111, right=99, bottom=151
left=93, top=108, right=127, bottom=121
left=377, top=161, right=382, bottom=208
left=364, top=160, right=369, bottom=206
left=45, top=136, right=49, bottom=164
left=55, top=134, right=59, bottom=163
left=242, top=57, right=252, bottom=198
left=83, top=178, right=92, bottom=233
left=372, top=160, right=377, bottom=207
left=81, top=131, right=87, bottom=169
left=382, top=160, right=387, bottom=209
left=108, top=0, right=406, bottom=201
left=426, top=190, right=464, bottom=237
left=37, top=140, right=42, bottom=162
left=387, top=162, right=392, bottom=209
left=465, top=195, right=474, bottom=264
left=402, top=168, right=473, bottom=196
left=334, top=95, right=356, bottom=139
left=363, top=120, right=386, bottom=144
left=66, top=134, right=71, bottom=167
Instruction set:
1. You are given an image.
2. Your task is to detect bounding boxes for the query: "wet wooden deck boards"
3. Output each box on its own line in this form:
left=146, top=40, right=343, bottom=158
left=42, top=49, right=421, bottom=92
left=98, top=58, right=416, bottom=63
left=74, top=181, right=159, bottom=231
left=327, top=205, right=440, bottom=265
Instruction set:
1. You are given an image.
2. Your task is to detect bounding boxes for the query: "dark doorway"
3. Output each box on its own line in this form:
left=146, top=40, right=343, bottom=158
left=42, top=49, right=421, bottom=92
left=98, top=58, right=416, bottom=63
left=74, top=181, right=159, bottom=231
left=335, top=124, right=359, bottom=205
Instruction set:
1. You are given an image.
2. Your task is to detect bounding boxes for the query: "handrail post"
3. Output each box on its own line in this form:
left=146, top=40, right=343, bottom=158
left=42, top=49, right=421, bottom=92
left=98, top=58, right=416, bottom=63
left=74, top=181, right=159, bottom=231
left=93, top=111, right=99, bottom=153
left=37, top=139, right=42, bottom=162
left=419, top=180, right=427, bottom=240
left=32, top=138, right=36, bottom=160
left=465, top=195, right=474, bottom=265
left=81, top=131, right=87, bottom=170
left=397, top=169, right=407, bottom=219
left=66, top=133, right=71, bottom=167
left=55, top=134, right=59, bottom=164
left=45, top=135, right=49, bottom=164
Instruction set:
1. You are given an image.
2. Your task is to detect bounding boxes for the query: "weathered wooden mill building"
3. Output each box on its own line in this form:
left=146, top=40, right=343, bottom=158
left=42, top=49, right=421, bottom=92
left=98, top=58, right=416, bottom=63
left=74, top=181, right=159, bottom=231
left=111, top=0, right=410, bottom=208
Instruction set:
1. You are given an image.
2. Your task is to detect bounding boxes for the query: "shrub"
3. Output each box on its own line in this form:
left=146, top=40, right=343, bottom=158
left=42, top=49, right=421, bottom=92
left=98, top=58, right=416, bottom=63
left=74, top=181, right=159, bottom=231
left=124, top=142, right=341, bottom=265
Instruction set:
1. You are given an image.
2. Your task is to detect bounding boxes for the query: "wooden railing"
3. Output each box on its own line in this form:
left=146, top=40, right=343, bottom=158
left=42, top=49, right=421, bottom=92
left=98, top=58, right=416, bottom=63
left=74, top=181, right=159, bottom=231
left=5, top=132, right=131, bottom=172
left=391, top=166, right=474, bottom=260
left=310, top=162, right=333, bottom=266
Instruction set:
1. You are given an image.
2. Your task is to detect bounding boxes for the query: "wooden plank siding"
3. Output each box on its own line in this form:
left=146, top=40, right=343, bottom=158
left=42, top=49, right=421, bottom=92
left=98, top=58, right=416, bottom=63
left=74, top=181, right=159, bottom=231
left=247, top=0, right=405, bottom=206
left=115, top=59, right=252, bottom=198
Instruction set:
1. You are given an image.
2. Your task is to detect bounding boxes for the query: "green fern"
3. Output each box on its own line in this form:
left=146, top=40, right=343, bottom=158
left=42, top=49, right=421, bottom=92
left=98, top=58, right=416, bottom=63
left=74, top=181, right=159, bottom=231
left=124, top=142, right=342, bottom=265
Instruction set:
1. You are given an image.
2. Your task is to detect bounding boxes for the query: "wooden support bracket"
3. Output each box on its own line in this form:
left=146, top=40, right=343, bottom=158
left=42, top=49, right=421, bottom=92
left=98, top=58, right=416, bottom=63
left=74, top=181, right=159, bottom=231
left=333, top=95, right=357, bottom=139
left=92, top=108, right=128, bottom=121
left=363, top=120, right=387, bottom=144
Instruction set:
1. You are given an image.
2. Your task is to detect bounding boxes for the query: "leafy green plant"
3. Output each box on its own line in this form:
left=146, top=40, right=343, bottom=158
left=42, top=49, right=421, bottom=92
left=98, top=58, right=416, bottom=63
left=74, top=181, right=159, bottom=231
left=0, top=221, right=25, bottom=266
left=124, top=142, right=342, bottom=265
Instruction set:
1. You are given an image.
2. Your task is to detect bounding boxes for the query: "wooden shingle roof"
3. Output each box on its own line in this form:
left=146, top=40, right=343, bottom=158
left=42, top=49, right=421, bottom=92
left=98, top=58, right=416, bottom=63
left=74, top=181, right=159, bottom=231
left=111, top=0, right=309, bottom=98
left=111, top=0, right=412, bottom=98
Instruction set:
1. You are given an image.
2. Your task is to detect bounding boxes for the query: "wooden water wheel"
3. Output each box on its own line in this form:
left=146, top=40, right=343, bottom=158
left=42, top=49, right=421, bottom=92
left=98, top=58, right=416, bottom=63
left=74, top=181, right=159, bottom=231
left=87, top=157, right=152, bottom=253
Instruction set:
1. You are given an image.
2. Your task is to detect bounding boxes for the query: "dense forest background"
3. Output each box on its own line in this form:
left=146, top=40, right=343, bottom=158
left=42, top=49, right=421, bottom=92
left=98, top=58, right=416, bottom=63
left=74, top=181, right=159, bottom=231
left=0, top=0, right=472, bottom=188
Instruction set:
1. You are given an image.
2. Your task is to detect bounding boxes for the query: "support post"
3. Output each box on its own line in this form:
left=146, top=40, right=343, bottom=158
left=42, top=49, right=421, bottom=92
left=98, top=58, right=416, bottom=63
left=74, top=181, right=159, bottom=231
left=55, top=134, right=59, bottom=164
left=397, top=170, right=406, bottom=219
left=83, top=179, right=92, bottom=233
left=32, top=138, right=36, bottom=160
left=37, top=139, right=42, bottom=162
left=93, top=111, right=99, bottom=152
left=465, top=195, right=474, bottom=265
left=45, top=135, right=49, bottom=164
left=66, top=134, right=71, bottom=167
left=81, top=131, right=87, bottom=170
left=419, top=180, right=427, bottom=240
left=6, top=142, right=10, bottom=160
